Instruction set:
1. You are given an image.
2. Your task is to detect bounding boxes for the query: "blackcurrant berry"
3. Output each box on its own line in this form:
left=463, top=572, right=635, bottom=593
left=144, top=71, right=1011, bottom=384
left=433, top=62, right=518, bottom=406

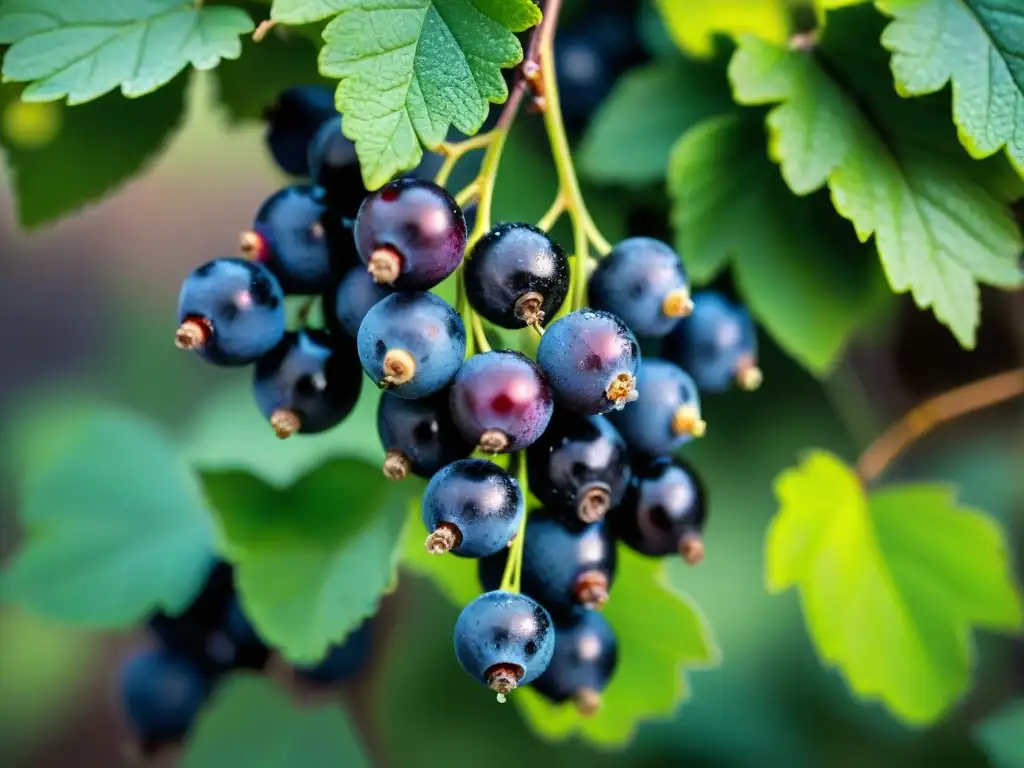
left=328, top=265, right=392, bottom=338
left=526, top=411, right=631, bottom=524
left=607, top=358, right=704, bottom=457
left=294, top=618, right=373, bottom=685
left=307, top=117, right=367, bottom=216
left=253, top=329, right=362, bottom=438
left=479, top=510, right=618, bottom=613
left=588, top=237, right=691, bottom=337
left=204, top=597, right=271, bottom=672
left=120, top=648, right=211, bottom=746
left=453, top=590, right=555, bottom=701
left=464, top=223, right=570, bottom=329
left=239, top=185, right=354, bottom=294
left=449, top=350, right=554, bottom=453
left=354, top=178, right=467, bottom=290
left=663, top=291, right=762, bottom=393
left=263, top=85, right=336, bottom=177
left=377, top=389, right=474, bottom=481
left=537, top=309, right=641, bottom=414
left=148, top=560, right=234, bottom=669
left=531, top=608, right=618, bottom=716
left=611, top=456, right=707, bottom=565
left=357, top=292, right=466, bottom=399
left=175, top=258, right=286, bottom=366
left=421, top=459, right=524, bottom=558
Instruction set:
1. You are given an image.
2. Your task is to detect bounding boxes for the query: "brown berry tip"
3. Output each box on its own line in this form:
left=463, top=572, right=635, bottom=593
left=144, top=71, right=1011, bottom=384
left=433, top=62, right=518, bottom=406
left=605, top=373, right=638, bottom=410
left=478, top=429, right=509, bottom=454
left=175, top=317, right=211, bottom=350
left=514, top=291, right=546, bottom=326
left=270, top=409, right=301, bottom=439
left=671, top=405, right=706, bottom=438
left=575, top=687, right=602, bottom=717
left=735, top=354, right=763, bottom=391
left=425, top=521, right=461, bottom=555
left=382, top=348, right=416, bottom=386
left=577, top=484, right=610, bottom=524
left=368, top=247, right=402, bottom=284
left=239, top=230, right=267, bottom=261
left=574, top=570, right=609, bottom=609
left=662, top=288, right=694, bottom=318
left=309, top=220, right=325, bottom=240
left=486, top=662, right=523, bottom=703
left=679, top=533, right=705, bottom=566
left=382, top=449, right=411, bottom=481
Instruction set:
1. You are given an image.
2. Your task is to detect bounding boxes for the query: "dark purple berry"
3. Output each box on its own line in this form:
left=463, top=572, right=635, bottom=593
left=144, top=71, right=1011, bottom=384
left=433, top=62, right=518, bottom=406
left=307, top=117, right=367, bottom=216
left=294, top=618, right=374, bottom=685
left=607, top=359, right=703, bottom=457
left=120, top=649, right=211, bottom=747
left=377, top=388, right=473, bottom=481
left=263, top=85, right=336, bottom=177
left=328, top=265, right=392, bottom=338
left=532, top=608, right=618, bottom=715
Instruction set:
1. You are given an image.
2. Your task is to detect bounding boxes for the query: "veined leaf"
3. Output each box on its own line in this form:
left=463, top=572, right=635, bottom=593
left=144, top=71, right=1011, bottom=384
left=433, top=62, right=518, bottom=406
left=654, top=0, right=790, bottom=57
left=767, top=451, right=1023, bottom=724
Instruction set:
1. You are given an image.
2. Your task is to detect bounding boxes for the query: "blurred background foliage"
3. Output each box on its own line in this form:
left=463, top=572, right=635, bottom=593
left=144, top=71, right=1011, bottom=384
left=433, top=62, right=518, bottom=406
left=0, top=0, right=1022, bottom=765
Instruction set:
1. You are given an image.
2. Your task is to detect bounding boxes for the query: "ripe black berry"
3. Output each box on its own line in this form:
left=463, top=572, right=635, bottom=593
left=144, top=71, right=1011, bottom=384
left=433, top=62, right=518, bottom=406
left=307, top=117, right=367, bottom=216
left=377, top=388, right=473, bottom=480
left=120, top=649, right=211, bottom=747
left=421, top=459, right=524, bottom=558
left=449, top=350, right=554, bottom=453
left=353, top=178, right=466, bottom=290
left=453, top=590, right=555, bottom=701
left=252, top=329, right=362, bottom=439
left=464, top=223, right=570, bottom=328
left=327, top=265, right=392, bottom=338
left=611, top=456, right=708, bottom=565
left=263, top=85, right=336, bottom=177
left=531, top=608, right=618, bottom=715
left=294, top=618, right=374, bottom=685
left=526, top=411, right=631, bottom=524
left=175, top=258, right=285, bottom=366
left=148, top=560, right=234, bottom=669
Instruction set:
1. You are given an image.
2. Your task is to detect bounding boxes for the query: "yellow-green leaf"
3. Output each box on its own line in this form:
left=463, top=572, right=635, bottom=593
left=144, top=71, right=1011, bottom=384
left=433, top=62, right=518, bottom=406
left=654, top=0, right=790, bottom=57
left=767, top=451, right=1024, bottom=725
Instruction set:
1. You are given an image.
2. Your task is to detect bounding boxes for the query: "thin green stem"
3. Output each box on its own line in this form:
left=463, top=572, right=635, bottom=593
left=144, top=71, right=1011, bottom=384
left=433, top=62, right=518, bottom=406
left=499, top=454, right=530, bottom=593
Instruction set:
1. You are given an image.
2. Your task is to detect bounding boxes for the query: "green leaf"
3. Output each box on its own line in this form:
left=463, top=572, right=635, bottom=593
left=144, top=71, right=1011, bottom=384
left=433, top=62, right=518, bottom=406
left=668, top=113, right=886, bottom=374
left=201, top=459, right=414, bottom=663
left=0, top=76, right=187, bottom=228
left=654, top=0, right=790, bottom=57
left=728, top=6, right=1024, bottom=348
left=3, top=408, right=216, bottom=626
left=879, top=0, right=1024, bottom=174
left=305, top=0, right=541, bottom=188
left=974, top=699, right=1024, bottom=768
left=766, top=450, right=1024, bottom=724
left=0, top=0, right=253, bottom=104
left=578, top=58, right=734, bottom=186
left=401, top=512, right=719, bottom=747
left=182, top=674, right=371, bottom=768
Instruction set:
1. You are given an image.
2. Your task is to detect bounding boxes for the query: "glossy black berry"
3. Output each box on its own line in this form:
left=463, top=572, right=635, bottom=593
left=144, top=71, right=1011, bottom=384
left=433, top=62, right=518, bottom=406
left=449, top=350, right=554, bottom=454
left=120, top=648, right=211, bottom=745
left=421, top=459, right=524, bottom=558
left=453, top=590, right=555, bottom=700
left=607, top=358, right=704, bottom=457
left=354, top=178, right=467, bottom=290
left=537, top=309, right=641, bottom=414
left=526, top=411, right=631, bottom=524
left=176, top=258, right=286, bottom=366
left=294, top=619, right=374, bottom=685
left=205, top=597, right=271, bottom=672
left=588, top=237, right=691, bottom=337
left=464, top=223, right=570, bottom=329
left=253, top=329, right=362, bottom=438
left=148, top=560, right=234, bottom=669
left=532, top=608, right=618, bottom=715
left=263, top=85, right=336, bottom=177
left=240, top=184, right=354, bottom=294
left=377, top=388, right=473, bottom=481
left=328, top=265, right=392, bottom=338
left=479, top=510, right=617, bottom=613
left=611, top=456, right=707, bottom=565
left=307, top=116, right=367, bottom=216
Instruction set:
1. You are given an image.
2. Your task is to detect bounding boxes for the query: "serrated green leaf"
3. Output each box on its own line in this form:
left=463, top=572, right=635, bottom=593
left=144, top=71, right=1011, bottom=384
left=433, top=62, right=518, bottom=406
left=0, top=0, right=253, bottom=104
left=0, top=76, right=187, bottom=228
left=578, top=59, right=734, bottom=186
left=973, top=699, right=1024, bottom=768
left=729, top=6, right=1024, bottom=348
left=201, top=459, right=414, bottom=663
left=402, top=510, right=719, bottom=748
left=181, top=674, right=370, bottom=767
left=767, top=451, right=1024, bottom=724
left=654, top=0, right=790, bottom=57
left=3, top=408, right=216, bottom=626
left=311, top=0, right=541, bottom=188
left=879, top=0, right=1024, bottom=174
left=668, top=113, right=886, bottom=374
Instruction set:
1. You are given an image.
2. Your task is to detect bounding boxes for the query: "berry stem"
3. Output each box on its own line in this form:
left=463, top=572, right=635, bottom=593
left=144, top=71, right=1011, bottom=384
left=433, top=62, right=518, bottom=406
left=499, top=453, right=531, bottom=593
left=856, top=367, right=1024, bottom=484
left=536, top=194, right=566, bottom=231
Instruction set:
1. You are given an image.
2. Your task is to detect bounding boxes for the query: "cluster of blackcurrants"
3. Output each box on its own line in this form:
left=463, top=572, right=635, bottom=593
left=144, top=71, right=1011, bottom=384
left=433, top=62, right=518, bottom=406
left=173, top=85, right=761, bottom=716
left=120, top=561, right=373, bottom=752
